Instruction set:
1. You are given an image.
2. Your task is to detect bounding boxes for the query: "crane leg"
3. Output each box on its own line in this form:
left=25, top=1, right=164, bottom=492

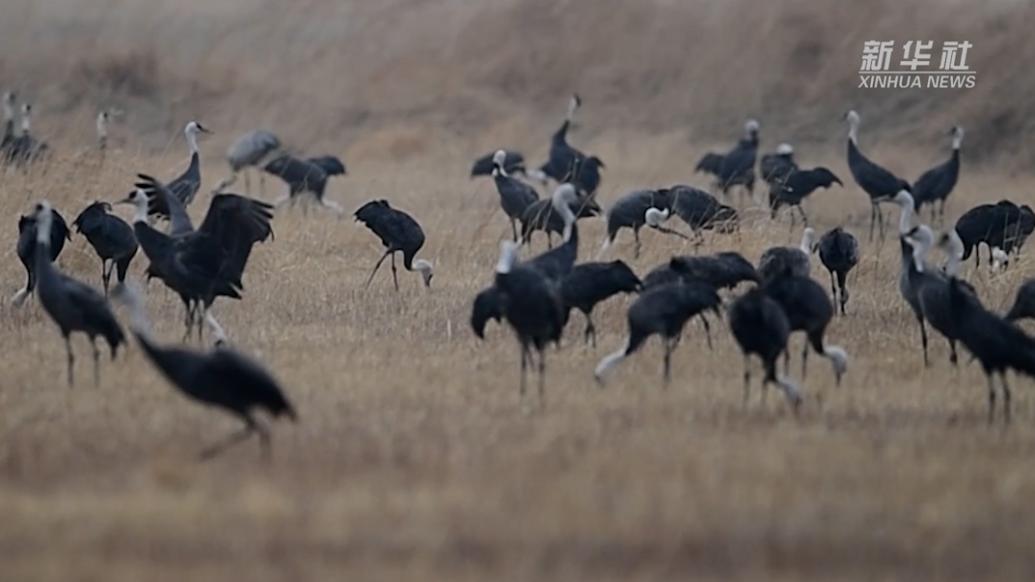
left=633, top=229, right=641, bottom=259
left=200, top=416, right=258, bottom=460
left=390, top=253, right=399, bottom=291
left=742, top=355, right=752, bottom=407
left=64, top=335, right=75, bottom=387
left=828, top=271, right=838, bottom=308
left=537, top=348, right=546, bottom=407
left=1001, top=372, right=1012, bottom=424
left=868, top=204, right=877, bottom=241
left=948, top=339, right=958, bottom=366
left=917, top=316, right=929, bottom=367
left=519, top=345, right=528, bottom=397
left=986, top=373, right=997, bottom=425
left=101, top=260, right=111, bottom=296
left=364, top=251, right=392, bottom=288
left=837, top=271, right=849, bottom=315
left=583, top=313, right=596, bottom=347
left=801, top=338, right=809, bottom=379
left=91, top=337, right=100, bottom=387
left=699, top=314, right=713, bottom=350
left=662, top=338, right=673, bottom=387
left=204, top=309, right=228, bottom=345
left=797, top=205, right=809, bottom=226
left=510, top=219, right=519, bottom=242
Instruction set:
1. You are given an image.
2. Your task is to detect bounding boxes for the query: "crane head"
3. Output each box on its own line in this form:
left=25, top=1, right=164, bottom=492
left=185, top=120, right=212, bottom=136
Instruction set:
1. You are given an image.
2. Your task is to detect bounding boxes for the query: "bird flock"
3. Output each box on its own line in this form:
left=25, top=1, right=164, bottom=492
left=4, top=90, right=1035, bottom=459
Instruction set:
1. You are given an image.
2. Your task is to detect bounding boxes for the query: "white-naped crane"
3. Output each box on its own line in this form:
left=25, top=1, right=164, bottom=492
left=668, top=185, right=738, bottom=244
left=139, top=121, right=212, bottom=219
left=844, top=110, right=912, bottom=241
left=599, top=188, right=686, bottom=258
left=112, top=283, right=296, bottom=460
left=524, top=184, right=582, bottom=281
left=762, top=274, right=848, bottom=385
left=119, top=174, right=274, bottom=342
left=355, top=199, right=433, bottom=290
left=5, top=103, right=49, bottom=166
left=0, top=91, right=15, bottom=154
left=12, top=206, right=70, bottom=307
left=30, top=201, right=125, bottom=386
left=72, top=201, right=138, bottom=295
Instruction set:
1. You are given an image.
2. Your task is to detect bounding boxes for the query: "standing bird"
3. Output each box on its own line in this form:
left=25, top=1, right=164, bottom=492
left=6, top=103, right=49, bottom=165
left=571, top=155, right=605, bottom=197
left=12, top=207, right=70, bottom=307
left=760, top=143, right=798, bottom=189
left=72, top=201, right=138, bottom=295
left=816, top=227, right=859, bottom=315
left=770, top=167, right=842, bottom=225
left=757, top=227, right=816, bottom=283
left=355, top=199, right=434, bottom=290
left=491, top=241, right=566, bottom=402
left=95, top=110, right=112, bottom=152
left=144, top=121, right=212, bottom=218
left=471, top=149, right=525, bottom=177
left=954, top=200, right=1033, bottom=267
left=594, top=280, right=721, bottom=386
left=599, top=188, right=679, bottom=258
left=120, top=175, right=274, bottom=341
left=762, top=275, right=849, bottom=384
left=537, top=94, right=585, bottom=184
left=844, top=110, right=912, bottom=241
left=1005, top=279, right=1035, bottom=322
left=728, top=288, right=802, bottom=410
left=913, top=126, right=963, bottom=222
left=113, top=283, right=296, bottom=459
left=29, top=201, right=124, bottom=386
left=525, top=184, right=583, bottom=281
left=490, top=149, right=540, bottom=241
left=0, top=91, right=15, bottom=154
left=716, top=119, right=760, bottom=202
left=215, top=129, right=283, bottom=194
left=560, top=260, right=642, bottom=346
left=263, top=154, right=347, bottom=215
left=519, top=188, right=599, bottom=247
left=947, top=277, right=1035, bottom=424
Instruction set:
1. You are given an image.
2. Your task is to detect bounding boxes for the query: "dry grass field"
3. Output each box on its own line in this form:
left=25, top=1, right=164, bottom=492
left=3, top=0, right=1035, bottom=580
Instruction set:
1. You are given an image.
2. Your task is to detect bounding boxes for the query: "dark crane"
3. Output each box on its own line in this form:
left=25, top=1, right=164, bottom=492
left=12, top=207, right=69, bottom=307
left=113, top=283, right=296, bottom=459
left=1006, top=279, right=1035, bottom=322
left=599, top=188, right=684, bottom=258
left=757, top=227, right=816, bottom=283
left=947, top=277, right=1035, bottom=424
left=760, top=143, right=797, bottom=189
left=770, top=167, right=842, bottom=225
left=728, top=287, right=802, bottom=410
left=140, top=121, right=212, bottom=218
left=537, top=94, right=585, bottom=183
left=697, top=119, right=760, bottom=202
left=119, top=175, right=274, bottom=341
left=816, top=227, right=859, bottom=315
left=72, top=201, right=138, bottom=295
left=5, top=103, right=49, bottom=166
left=524, top=184, right=583, bottom=281
left=913, top=126, right=963, bottom=222
left=471, top=149, right=525, bottom=177
left=762, top=274, right=849, bottom=384
left=594, top=280, right=721, bottom=386
left=491, top=149, right=540, bottom=241
left=954, top=201, right=1035, bottom=267
left=844, top=110, right=912, bottom=241
left=643, top=252, right=760, bottom=291
left=519, top=188, right=599, bottom=247
left=30, top=201, right=125, bottom=386
left=669, top=185, right=738, bottom=243
left=215, top=129, right=283, bottom=194
left=355, top=199, right=434, bottom=290
left=571, top=156, right=605, bottom=197
left=264, top=154, right=347, bottom=215
left=560, top=260, right=641, bottom=346
left=1, top=91, right=16, bottom=155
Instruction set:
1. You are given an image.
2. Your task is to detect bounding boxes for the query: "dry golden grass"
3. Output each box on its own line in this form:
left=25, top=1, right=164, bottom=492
left=3, top=0, right=1035, bottom=579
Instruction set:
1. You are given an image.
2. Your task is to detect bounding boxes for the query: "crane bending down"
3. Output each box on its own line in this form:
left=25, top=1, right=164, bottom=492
left=355, top=199, right=434, bottom=290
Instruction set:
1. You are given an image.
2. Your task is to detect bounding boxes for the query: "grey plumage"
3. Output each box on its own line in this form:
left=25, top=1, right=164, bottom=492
left=355, top=199, right=434, bottom=290
left=13, top=207, right=70, bottom=307
left=762, top=274, right=848, bottom=385
left=844, top=110, right=911, bottom=241
left=643, top=252, right=760, bottom=291
left=913, top=126, right=963, bottom=221
left=816, top=227, right=859, bottom=315
left=728, top=287, right=802, bottom=410
left=560, top=260, right=641, bottom=346
left=601, top=188, right=681, bottom=258
left=143, top=121, right=212, bottom=218
left=758, top=228, right=815, bottom=283
left=491, top=153, right=540, bottom=241
left=669, top=185, right=738, bottom=240
left=72, top=201, right=139, bottom=295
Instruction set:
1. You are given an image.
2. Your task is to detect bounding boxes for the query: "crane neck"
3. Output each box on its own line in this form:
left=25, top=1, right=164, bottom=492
left=897, top=199, right=914, bottom=234
left=96, top=115, right=108, bottom=140
left=952, top=133, right=963, bottom=150
left=847, top=121, right=858, bottom=145
left=20, top=113, right=31, bottom=135
left=186, top=129, right=199, bottom=154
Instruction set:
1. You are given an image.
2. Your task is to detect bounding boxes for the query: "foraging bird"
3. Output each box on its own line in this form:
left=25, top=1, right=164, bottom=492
left=560, top=260, right=642, bottom=346
left=490, top=149, right=540, bottom=241
left=571, top=155, right=605, bottom=197
left=5, top=103, right=49, bottom=166
left=816, top=227, right=859, bottom=315
left=519, top=188, right=599, bottom=247
left=30, top=201, right=124, bottom=386
left=1005, top=279, right=1035, bottom=322
left=72, top=201, right=138, bottom=295
left=762, top=274, right=849, bottom=384
left=728, top=288, right=802, bottom=410
left=537, top=94, right=585, bottom=183
left=113, top=283, right=296, bottom=459
left=471, top=149, right=525, bottom=177
left=644, top=252, right=759, bottom=290
left=694, top=152, right=724, bottom=176
left=491, top=240, right=567, bottom=402
left=669, top=185, right=738, bottom=242
left=913, top=126, right=963, bottom=222
left=215, top=129, right=283, bottom=193
left=946, top=276, right=1035, bottom=424
left=844, top=110, right=912, bottom=241
left=120, top=175, right=274, bottom=341
left=470, top=286, right=504, bottom=339
left=263, top=154, right=347, bottom=214
left=599, top=188, right=682, bottom=258
left=954, top=201, right=1035, bottom=266
left=143, top=121, right=212, bottom=218
left=524, top=184, right=583, bottom=281
left=355, top=199, right=434, bottom=290
left=757, top=227, right=816, bottom=283
left=770, top=167, right=842, bottom=225
left=594, top=280, right=721, bottom=386
left=12, top=207, right=70, bottom=307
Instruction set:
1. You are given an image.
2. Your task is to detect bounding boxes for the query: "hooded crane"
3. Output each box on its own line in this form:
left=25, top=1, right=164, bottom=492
left=643, top=252, right=760, bottom=291
left=519, top=187, right=599, bottom=247
left=524, top=184, right=583, bottom=281
left=594, top=280, right=721, bottom=386
left=762, top=274, right=848, bottom=385
left=141, top=121, right=212, bottom=219
left=491, top=240, right=566, bottom=404
left=729, top=287, right=802, bottom=411
left=844, top=110, right=912, bottom=241
left=954, top=200, right=1034, bottom=267
left=471, top=149, right=525, bottom=177
left=947, top=276, right=1035, bottom=424
left=0, top=91, right=15, bottom=155
left=760, top=143, right=798, bottom=190
left=30, top=201, right=124, bottom=386
left=599, top=188, right=685, bottom=258
left=697, top=119, right=760, bottom=202
left=12, top=207, right=70, bottom=307
left=816, top=227, right=859, bottom=315
left=757, top=227, right=816, bottom=283
left=491, top=149, right=540, bottom=241
left=72, top=201, right=138, bottom=295
left=5, top=103, right=49, bottom=166
left=263, top=154, right=347, bottom=215
left=669, top=185, right=738, bottom=243
left=215, top=129, right=283, bottom=194
left=96, top=110, right=111, bottom=152
left=770, top=167, right=842, bottom=226
left=537, top=94, right=585, bottom=183
left=571, top=156, right=605, bottom=197
left=355, top=199, right=434, bottom=290
left=113, top=283, right=296, bottom=459
left=1006, top=279, right=1035, bottom=322
left=560, top=260, right=641, bottom=346
left=120, top=175, right=274, bottom=341
left=913, top=126, right=963, bottom=222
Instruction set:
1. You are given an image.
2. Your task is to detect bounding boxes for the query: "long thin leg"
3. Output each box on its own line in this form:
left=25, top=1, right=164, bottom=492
left=519, top=344, right=528, bottom=396
left=537, top=349, right=546, bottom=406
left=200, top=418, right=257, bottom=460
left=583, top=313, right=596, bottom=347
left=917, top=316, right=929, bottom=367
left=64, top=335, right=75, bottom=387
left=986, top=373, right=997, bottom=425
left=797, top=205, right=809, bottom=226
left=828, top=270, right=838, bottom=308
left=742, top=355, right=751, bottom=407
left=510, top=219, right=519, bottom=242
left=662, top=337, right=673, bottom=387
left=633, top=228, right=641, bottom=259
left=390, top=253, right=399, bottom=291
left=948, top=339, right=958, bottom=366
left=204, top=309, right=228, bottom=345
left=699, top=314, right=713, bottom=350
left=364, top=251, right=392, bottom=288
left=877, top=206, right=886, bottom=241
left=91, top=337, right=100, bottom=386
left=801, top=338, right=809, bottom=379
left=1001, top=372, right=1012, bottom=424
left=101, top=260, right=111, bottom=296
left=868, top=204, right=877, bottom=242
